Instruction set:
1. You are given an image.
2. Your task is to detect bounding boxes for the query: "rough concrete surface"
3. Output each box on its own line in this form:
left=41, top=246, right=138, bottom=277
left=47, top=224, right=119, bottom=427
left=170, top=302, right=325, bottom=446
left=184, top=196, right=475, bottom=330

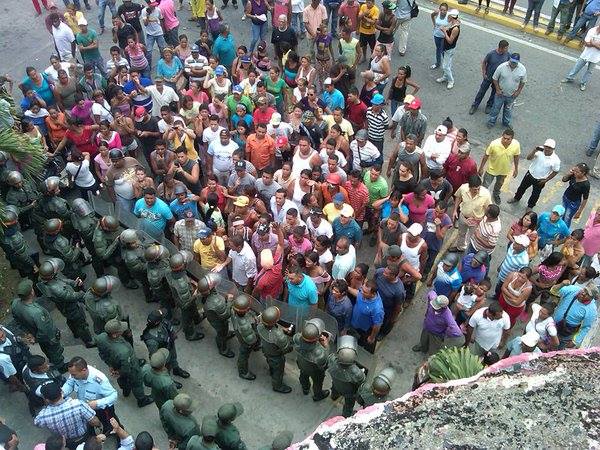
left=297, top=348, right=600, bottom=449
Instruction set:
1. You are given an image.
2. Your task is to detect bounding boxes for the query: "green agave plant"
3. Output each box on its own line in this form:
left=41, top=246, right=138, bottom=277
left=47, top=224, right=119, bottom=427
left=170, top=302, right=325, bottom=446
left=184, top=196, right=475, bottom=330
left=428, top=346, right=484, bottom=383
left=0, top=127, right=46, bottom=180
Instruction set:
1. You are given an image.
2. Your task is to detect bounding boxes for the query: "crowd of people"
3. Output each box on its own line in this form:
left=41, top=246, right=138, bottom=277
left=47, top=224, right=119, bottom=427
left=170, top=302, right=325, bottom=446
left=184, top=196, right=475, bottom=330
left=1, top=0, right=600, bottom=448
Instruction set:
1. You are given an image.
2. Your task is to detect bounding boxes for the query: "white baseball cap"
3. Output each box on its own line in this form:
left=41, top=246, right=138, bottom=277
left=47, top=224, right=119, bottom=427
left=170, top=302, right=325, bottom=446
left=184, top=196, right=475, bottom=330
left=513, top=234, right=530, bottom=247
left=544, top=138, right=556, bottom=149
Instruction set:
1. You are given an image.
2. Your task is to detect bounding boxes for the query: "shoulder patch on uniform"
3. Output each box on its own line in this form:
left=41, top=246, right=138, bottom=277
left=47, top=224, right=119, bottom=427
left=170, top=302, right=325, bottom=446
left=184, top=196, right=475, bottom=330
left=94, top=376, right=103, bottom=383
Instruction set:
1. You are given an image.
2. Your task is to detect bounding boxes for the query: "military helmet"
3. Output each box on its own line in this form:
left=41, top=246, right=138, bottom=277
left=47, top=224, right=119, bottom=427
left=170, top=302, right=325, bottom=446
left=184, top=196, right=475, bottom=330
left=144, top=244, right=169, bottom=262
left=232, top=294, right=252, bottom=313
left=337, top=335, right=358, bottom=365
left=71, top=198, right=93, bottom=217
left=150, top=348, right=169, bottom=369
left=44, top=218, right=63, bottom=235
left=196, top=272, right=221, bottom=294
left=201, top=416, right=218, bottom=439
left=120, top=229, right=139, bottom=245
left=43, top=176, right=60, bottom=194
left=169, top=251, right=193, bottom=271
left=91, top=275, right=121, bottom=296
left=217, top=402, right=244, bottom=423
left=6, top=171, right=23, bottom=187
left=100, top=215, right=119, bottom=232
left=261, top=306, right=281, bottom=326
left=302, top=318, right=325, bottom=343
left=0, top=151, right=8, bottom=164
left=39, top=258, right=65, bottom=280
left=1, top=205, right=19, bottom=226
left=372, top=367, right=395, bottom=395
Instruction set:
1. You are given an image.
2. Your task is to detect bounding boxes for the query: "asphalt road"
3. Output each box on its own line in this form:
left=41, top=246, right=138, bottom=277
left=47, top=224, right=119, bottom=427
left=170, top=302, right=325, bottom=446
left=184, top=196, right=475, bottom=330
left=0, top=0, right=599, bottom=447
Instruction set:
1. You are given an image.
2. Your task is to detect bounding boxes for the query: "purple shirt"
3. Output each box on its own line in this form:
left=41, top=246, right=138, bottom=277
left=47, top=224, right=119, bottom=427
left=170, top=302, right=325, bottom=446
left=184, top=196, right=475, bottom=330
left=423, top=302, right=463, bottom=337
left=459, top=253, right=487, bottom=284
left=422, top=209, right=452, bottom=252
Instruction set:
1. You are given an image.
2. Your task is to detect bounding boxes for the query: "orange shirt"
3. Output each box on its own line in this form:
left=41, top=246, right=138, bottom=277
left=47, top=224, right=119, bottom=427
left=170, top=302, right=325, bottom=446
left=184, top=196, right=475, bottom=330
left=45, top=113, right=67, bottom=145
left=321, top=185, right=349, bottom=205
left=245, top=134, right=275, bottom=170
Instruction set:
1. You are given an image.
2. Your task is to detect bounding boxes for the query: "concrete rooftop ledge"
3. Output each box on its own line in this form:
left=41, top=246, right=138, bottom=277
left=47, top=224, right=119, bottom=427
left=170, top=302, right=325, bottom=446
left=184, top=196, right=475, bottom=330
left=293, top=348, right=600, bottom=449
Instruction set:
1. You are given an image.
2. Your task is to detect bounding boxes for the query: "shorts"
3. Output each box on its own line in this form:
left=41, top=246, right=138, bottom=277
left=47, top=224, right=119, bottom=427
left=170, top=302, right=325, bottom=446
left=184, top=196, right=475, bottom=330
left=359, top=32, right=376, bottom=50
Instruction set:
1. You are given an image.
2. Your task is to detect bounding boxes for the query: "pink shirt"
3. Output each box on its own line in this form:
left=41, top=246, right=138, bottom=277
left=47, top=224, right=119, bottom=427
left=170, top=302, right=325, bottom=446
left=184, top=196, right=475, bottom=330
left=303, top=4, right=328, bottom=35
left=287, top=237, right=313, bottom=255
left=159, top=0, right=180, bottom=31
left=403, top=192, right=435, bottom=225
left=582, top=213, right=600, bottom=256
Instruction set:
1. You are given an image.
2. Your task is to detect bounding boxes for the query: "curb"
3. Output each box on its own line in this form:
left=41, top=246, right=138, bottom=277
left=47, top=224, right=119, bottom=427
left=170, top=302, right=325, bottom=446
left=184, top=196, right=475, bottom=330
left=431, top=0, right=583, bottom=51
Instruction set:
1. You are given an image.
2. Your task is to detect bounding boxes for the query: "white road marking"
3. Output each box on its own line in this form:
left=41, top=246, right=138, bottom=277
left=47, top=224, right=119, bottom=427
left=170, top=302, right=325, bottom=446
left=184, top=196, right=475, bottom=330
left=421, top=5, right=600, bottom=70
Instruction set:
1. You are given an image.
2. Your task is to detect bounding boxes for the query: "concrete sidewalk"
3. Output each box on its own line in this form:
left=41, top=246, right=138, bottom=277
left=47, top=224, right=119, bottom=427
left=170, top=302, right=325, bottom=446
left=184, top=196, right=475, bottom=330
left=431, top=0, right=585, bottom=50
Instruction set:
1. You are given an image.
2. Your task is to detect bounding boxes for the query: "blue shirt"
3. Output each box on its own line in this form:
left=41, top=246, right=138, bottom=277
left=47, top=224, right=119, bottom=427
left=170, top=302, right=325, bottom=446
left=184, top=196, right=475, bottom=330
left=374, top=267, right=405, bottom=311
left=286, top=274, right=318, bottom=308
left=537, top=212, right=570, bottom=248
left=433, top=265, right=463, bottom=297
left=321, top=88, right=345, bottom=111
left=134, top=197, right=173, bottom=238
left=332, top=217, right=363, bottom=245
left=380, top=201, right=409, bottom=220
left=169, top=195, right=199, bottom=220
left=555, top=285, right=598, bottom=346
left=351, top=290, right=385, bottom=332
left=483, top=49, right=511, bottom=78
left=212, top=35, right=236, bottom=68
left=584, top=0, right=600, bottom=15
left=326, top=293, right=353, bottom=332
left=459, top=253, right=487, bottom=284
left=231, top=113, right=253, bottom=129
left=62, top=365, right=118, bottom=408
left=156, top=56, right=184, bottom=79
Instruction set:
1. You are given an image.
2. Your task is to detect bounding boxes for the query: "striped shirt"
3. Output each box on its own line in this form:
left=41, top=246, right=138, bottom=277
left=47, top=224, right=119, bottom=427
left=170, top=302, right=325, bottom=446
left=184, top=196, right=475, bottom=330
left=498, top=244, right=530, bottom=282
left=34, top=398, right=95, bottom=439
left=344, top=180, right=370, bottom=221
left=470, top=217, right=502, bottom=254
left=366, top=108, right=390, bottom=142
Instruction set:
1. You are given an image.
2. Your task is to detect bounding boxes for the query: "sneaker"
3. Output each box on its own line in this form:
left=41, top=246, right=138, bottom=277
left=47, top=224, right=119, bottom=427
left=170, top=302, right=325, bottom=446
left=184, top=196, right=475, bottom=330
left=412, top=345, right=424, bottom=352
left=436, top=77, right=446, bottom=83
left=494, top=195, right=501, bottom=205
left=468, top=106, right=477, bottom=115
left=273, top=384, right=292, bottom=394
left=580, top=83, right=587, bottom=91
left=447, top=81, right=454, bottom=89
left=241, top=14, right=246, bottom=19
left=561, top=78, right=573, bottom=83
left=520, top=23, right=526, bottom=30
left=545, top=29, right=553, bottom=35
left=430, top=64, right=439, bottom=70
left=484, top=6, right=489, bottom=13
left=507, top=197, right=519, bottom=204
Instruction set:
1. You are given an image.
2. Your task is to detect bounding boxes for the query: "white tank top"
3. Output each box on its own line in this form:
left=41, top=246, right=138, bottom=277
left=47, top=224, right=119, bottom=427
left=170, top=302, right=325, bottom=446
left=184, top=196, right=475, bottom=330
left=291, top=150, right=316, bottom=179
left=292, top=178, right=306, bottom=209
left=401, top=233, right=425, bottom=269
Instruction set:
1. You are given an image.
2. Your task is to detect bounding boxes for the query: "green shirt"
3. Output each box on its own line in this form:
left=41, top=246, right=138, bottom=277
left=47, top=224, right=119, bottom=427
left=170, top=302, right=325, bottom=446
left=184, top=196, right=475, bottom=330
left=76, top=29, right=101, bottom=61
left=263, top=76, right=286, bottom=104
left=362, top=171, right=388, bottom=204
left=225, top=94, right=254, bottom=118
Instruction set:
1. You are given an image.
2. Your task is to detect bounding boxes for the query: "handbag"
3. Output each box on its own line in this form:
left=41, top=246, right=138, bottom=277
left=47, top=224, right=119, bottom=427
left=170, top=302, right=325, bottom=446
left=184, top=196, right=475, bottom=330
left=555, top=295, right=580, bottom=337
left=65, top=162, right=84, bottom=189
left=408, top=0, right=419, bottom=18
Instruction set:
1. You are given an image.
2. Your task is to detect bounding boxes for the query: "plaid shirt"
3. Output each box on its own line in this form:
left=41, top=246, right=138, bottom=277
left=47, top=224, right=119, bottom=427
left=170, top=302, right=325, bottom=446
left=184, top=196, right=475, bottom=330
left=173, top=219, right=205, bottom=252
left=34, top=398, right=95, bottom=439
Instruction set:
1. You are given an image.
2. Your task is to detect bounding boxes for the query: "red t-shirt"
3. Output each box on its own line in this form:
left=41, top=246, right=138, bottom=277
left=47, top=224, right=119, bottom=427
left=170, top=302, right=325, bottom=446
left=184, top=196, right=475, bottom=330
left=66, top=126, right=99, bottom=158
left=443, top=153, right=478, bottom=193
left=254, top=251, right=284, bottom=300
left=346, top=101, right=367, bottom=129
left=253, top=107, right=276, bottom=126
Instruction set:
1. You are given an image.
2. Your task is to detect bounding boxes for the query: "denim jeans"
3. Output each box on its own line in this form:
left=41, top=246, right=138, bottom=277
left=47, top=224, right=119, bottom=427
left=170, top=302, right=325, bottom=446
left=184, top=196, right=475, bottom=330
left=547, top=2, right=570, bottom=33
left=433, top=35, right=444, bottom=66
left=568, top=12, right=598, bottom=38
left=442, top=48, right=456, bottom=83
left=98, top=0, right=117, bottom=29
left=326, top=3, right=340, bottom=35
left=488, top=94, right=515, bottom=127
left=390, top=99, right=400, bottom=118
left=523, top=0, right=545, bottom=26
left=145, top=34, right=167, bottom=69
left=562, top=193, right=580, bottom=227
left=291, top=12, right=306, bottom=34
left=471, top=76, right=496, bottom=108
left=589, top=120, right=600, bottom=154
left=250, top=22, right=267, bottom=52
left=566, top=57, right=595, bottom=85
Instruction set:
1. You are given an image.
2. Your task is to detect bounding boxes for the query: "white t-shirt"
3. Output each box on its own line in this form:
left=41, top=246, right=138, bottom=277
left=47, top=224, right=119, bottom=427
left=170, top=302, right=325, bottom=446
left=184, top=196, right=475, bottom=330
left=158, top=115, right=184, bottom=133
left=581, top=27, right=600, bottom=64
left=52, top=23, right=75, bottom=61
left=106, top=57, right=130, bottom=74
left=91, top=100, right=114, bottom=122
left=422, top=134, right=452, bottom=170
left=229, top=242, right=257, bottom=286
left=291, top=0, right=306, bottom=13
left=528, top=150, right=561, bottom=180
left=44, top=62, right=73, bottom=83
left=270, top=198, right=296, bottom=223
left=468, top=307, right=510, bottom=351
left=66, top=160, right=96, bottom=188
left=332, top=245, right=356, bottom=280
left=319, top=249, right=334, bottom=267
left=525, top=303, right=558, bottom=342
left=208, top=140, right=239, bottom=172
left=146, top=85, right=180, bottom=118
left=456, top=286, right=477, bottom=309
left=202, top=126, right=225, bottom=145
left=307, top=216, right=334, bottom=239
left=319, top=149, right=348, bottom=168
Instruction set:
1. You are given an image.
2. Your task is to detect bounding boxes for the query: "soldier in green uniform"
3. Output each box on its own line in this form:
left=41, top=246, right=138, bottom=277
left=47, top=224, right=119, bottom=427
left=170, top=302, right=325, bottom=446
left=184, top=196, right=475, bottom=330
left=160, top=393, right=200, bottom=449
left=43, top=218, right=88, bottom=280
left=119, top=229, right=151, bottom=298
left=37, top=258, right=95, bottom=348
left=292, top=318, right=331, bottom=402
left=141, top=309, right=190, bottom=379
left=35, top=176, right=72, bottom=236
left=142, top=348, right=180, bottom=410
left=166, top=251, right=204, bottom=341
left=231, top=295, right=260, bottom=381
left=356, top=367, right=395, bottom=408
left=257, top=431, right=294, bottom=450
left=0, top=151, right=11, bottom=196
left=0, top=206, right=37, bottom=278
left=327, top=335, right=366, bottom=418
left=257, top=306, right=293, bottom=394
left=215, top=403, right=247, bottom=450
left=11, top=279, right=65, bottom=371
left=145, top=244, right=175, bottom=312
left=83, top=276, right=127, bottom=336
left=186, top=417, right=220, bottom=450
left=197, top=273, right=234, bottom=358
left=71, top=198, right=104, bottom=277
left=92, top=215, right=137, bottom=289
left=95, top=319, right=154, bottom=408
left=5, top=170, right=39, bottom=228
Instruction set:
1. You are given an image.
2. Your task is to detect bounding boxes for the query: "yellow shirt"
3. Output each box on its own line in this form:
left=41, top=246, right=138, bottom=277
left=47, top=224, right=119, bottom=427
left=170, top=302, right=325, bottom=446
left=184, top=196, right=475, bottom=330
left=323, top=202, right=353, bottom=223
left=193, top=235, right=225, bottom=269
left=324, top=115, right=355, bottom=138
left=64, top=11, right=85, bottom=34
left=173, top=133, right=199, bottom=162
left=455, top=184, right=492, bottom=219
left=485, top=137, right=521, bottom=176
left=358, top=5, right=380, bottom=35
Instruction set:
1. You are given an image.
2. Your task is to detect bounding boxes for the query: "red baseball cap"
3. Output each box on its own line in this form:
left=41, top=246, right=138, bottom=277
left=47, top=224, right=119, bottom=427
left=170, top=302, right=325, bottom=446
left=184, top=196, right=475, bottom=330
left=276, top=135, right=288, bottom=147
left=326, top=173, right=341, bottom=185
left=407, top=97, right=422, bottom=110
left=134, top=106, right=146, bottom=122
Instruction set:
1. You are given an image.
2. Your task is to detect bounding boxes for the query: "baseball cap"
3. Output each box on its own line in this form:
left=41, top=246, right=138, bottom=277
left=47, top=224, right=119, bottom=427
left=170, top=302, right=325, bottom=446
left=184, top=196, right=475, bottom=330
left=448, top=8, right=459, bottom=17
left=276, top=135, right=288, bottom=147
left=77, top=17, right=88, bottom=26
left=355, top=129, right=368, bottom=140
left=270, top=113, right=282, bottom=126
left=233, top=196, right=250, bottom=207
left=521, top=330, right=540, bottom=348
left=257, top=223, right=269, bottom=235
left=333, top=192, right=345, bottom=203
left=403, top=94, right=415, bottom=104
left=458, top=142, right=471, bottom=153
left=214, top=66, right=225, bottom=76
left=310, top=208, right=323, bottom=216
left=406, top=97, right=422, bottom=110
left=148, top=1, right=159, bottom=5
left=544, top=138, right=556, bottom=149
left=257, top=96, right=267, bottom=105
left=326, top=173, right=341, bottom=185
left=174, top=185, right=187, bottom=195
left=302, top=110, right=315, bottom=122
left=323, top=77, right=333, bottom=85
left=430, top=294, right=450, bottom=310
left=197, top=227, right=213, bottom=239
left=407, top=223, right=423, bottom=236
left=552, top=204, right=566, bottom=216
left=134, top=106, right=146, bottom=122
left=235, top=160, right=246, bottom=171
left=191, top=44, right=200, bottom=53
left=340, top=205, right=354, bottom=217
left=240, top=54, right=251, bottom=63
left=510, top=53, right=521, bottom=63
left=513, top=234, right=531, bottom=247
left=371, top=93, right=385, bottom=105
left=388, top=245, right=402, bottom=257
left=435, top=125, right=448, bottom=134
left=232, top=85, right=243, bottom=94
